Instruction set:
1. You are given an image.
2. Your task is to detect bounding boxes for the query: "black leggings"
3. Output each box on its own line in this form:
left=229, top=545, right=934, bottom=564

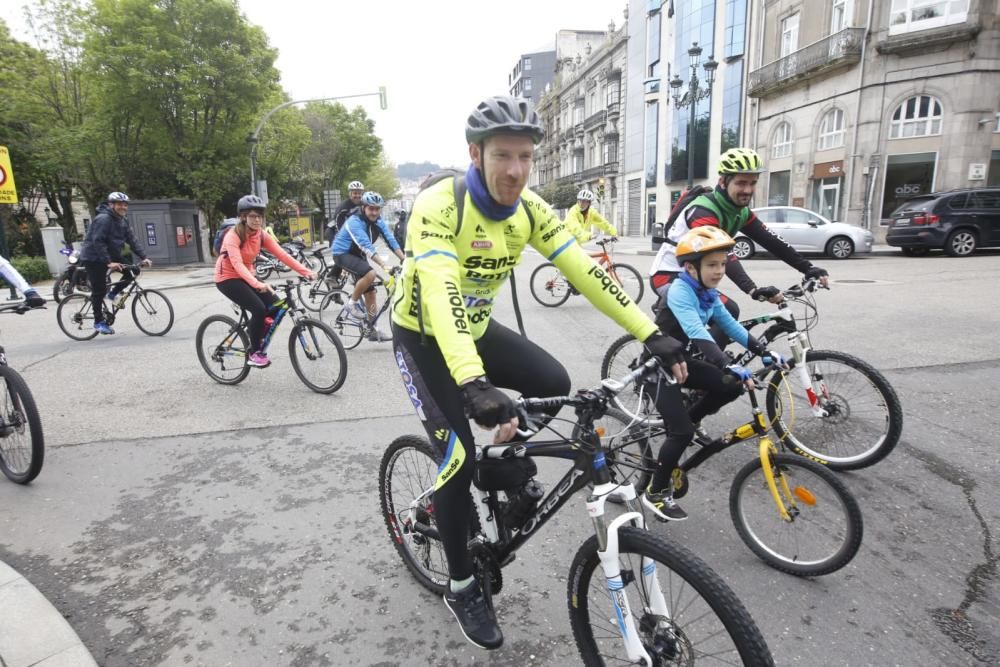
left=216, top=279, right=279, bottom=352
left=84, top=262, right=137, bottom=324
left=391, top=320, right=571, bottom=581
left=649, top=357, right=744, bottom=491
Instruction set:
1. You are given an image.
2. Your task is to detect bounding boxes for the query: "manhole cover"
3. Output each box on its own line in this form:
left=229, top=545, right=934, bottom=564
left=834, top=279, right=877, bottom=284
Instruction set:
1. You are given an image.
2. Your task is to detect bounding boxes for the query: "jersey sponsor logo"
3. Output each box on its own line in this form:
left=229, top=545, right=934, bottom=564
left=463, top=295, right=494, bottom=309
left=475, top=224, right=486, bottom=234
left=420, top=230, right=453, bottom=241
left=541, top=223, right=566, bottom=243
left=586, top=265, right=631, bottom=308
left=395, top=350, right=427, bottom=420
left=469, top=308, right=492, bottom=325
left=463, top=255, right=516, bottom=271
left=505, top=224, right=517, bottom=235
left=444, top=281, right=471, bottom=335
left=434, top=428, right=449, bottom=442
left=471, top=240, right=492, bottom=249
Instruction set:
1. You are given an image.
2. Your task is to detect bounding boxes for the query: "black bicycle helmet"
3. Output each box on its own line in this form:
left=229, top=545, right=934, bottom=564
left=237, top=194, right=265, bottom=213
left=465, top=95, right=545, bottom=145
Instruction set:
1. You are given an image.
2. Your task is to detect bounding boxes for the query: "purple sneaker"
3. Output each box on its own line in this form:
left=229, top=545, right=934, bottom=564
left=248, top=351, right=271, bottom=368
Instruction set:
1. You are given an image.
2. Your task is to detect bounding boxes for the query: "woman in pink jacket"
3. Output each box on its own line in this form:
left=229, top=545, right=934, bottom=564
left=215, top=194, right=316, bottom=368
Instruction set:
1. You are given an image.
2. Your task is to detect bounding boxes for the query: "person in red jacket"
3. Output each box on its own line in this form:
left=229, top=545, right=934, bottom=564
left=215, top=194, right=315, bottom=368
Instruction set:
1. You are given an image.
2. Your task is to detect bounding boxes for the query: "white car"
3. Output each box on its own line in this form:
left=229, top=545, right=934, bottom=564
left=734, top=206, right=874, bottom=259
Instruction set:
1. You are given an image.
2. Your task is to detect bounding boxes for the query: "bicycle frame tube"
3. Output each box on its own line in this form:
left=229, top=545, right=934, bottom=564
left=259, top=303, right=289, bottom=351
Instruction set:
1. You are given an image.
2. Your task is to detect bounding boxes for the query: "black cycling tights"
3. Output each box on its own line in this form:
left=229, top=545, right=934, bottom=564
left=217, top=279, right=279, bottom=352
left=649, top=357, right=743, bottom=492
left=392, top=320, right=571, bottom=581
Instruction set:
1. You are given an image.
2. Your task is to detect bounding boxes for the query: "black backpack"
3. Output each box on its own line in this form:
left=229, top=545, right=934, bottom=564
left=213, top=218, right=238, bottom=255
left=654, top=185, right=712, bottom=246
left=410, top=170, right=534, bottom=337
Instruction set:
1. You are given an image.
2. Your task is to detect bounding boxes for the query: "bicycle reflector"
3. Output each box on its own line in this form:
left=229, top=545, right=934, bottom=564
left=595, top=426, right=606, bottom=437
left=793, top=486, right=817, bottom=505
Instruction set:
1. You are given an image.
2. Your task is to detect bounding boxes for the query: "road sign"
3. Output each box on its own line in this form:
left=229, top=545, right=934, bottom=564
left=0, top=146, right=18, bottom=204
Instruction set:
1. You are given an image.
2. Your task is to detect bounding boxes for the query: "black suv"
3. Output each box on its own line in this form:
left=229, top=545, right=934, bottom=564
left=886, top=187, right=1000, bottom=256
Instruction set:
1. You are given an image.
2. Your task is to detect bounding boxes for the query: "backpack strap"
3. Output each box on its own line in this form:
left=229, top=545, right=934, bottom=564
left=453, top=175, right=467, bottom=234
left=508, top=200, right=535, bottom=338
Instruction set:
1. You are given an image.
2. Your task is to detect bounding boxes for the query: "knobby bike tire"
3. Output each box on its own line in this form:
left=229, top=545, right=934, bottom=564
left=56, top=293, right=99, bottom=341
left=608, top=262, right=644, bottom=305
left=288, top=318, right=348, bottom=394
left=568, top=527, right=774, bottom=666
left=600, top=333, right=664, bottom=426
left=379, top=435, right=450, bottom=595
left=765, top=349, right=903, bottom=470
left=729, top=452, right=863, bottom=577
left=131, top=288, right=175, bottom=336
left=319, top=290, right=365, bottom=350
left=195, top=315, right=251, bottom=385
left=0, top=366, right=44, bottom=484
left=529, top=262, right=572, bottom=307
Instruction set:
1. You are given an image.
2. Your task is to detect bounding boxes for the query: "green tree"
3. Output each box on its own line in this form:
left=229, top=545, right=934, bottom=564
left=536, top=180, right=579, bottom=210
left=364, top=154, right=400, bottom=201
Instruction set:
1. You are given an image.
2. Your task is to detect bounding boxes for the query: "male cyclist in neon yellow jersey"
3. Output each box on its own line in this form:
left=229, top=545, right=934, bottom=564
left=390, top=95, right=687, bottom=651
left=564, top=188, right=616, bottom=244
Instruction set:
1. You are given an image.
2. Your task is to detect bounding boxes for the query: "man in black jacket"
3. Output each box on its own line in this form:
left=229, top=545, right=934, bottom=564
left=79, top=192, right=152, bottom=334
left=326, top=180, right=365, bottom=245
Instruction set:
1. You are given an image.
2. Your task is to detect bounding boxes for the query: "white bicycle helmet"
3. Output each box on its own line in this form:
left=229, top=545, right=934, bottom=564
left=348, top=181, right=365, bottom=191
left=577, top=189, right=595, bottom=201
left=361, top=191, right=384, bottom=207
left=107, top=191, right=130, bottom=203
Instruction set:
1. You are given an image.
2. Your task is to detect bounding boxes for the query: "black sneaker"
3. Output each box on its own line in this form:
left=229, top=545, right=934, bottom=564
left=443, top=579, right=503, bottom=650
left=642, top=486, right=688, bottom=522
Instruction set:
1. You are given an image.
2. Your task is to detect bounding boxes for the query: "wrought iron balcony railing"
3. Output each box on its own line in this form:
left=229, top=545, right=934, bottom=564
left=748, top=27, right=864, bottom=98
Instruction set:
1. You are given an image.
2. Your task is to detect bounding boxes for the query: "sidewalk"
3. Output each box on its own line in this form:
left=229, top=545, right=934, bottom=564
left=0, top=561, right=97, bottom=667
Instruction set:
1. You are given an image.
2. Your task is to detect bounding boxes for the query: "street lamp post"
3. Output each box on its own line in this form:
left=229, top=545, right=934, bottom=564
left=248, top=87, right=387, bottom=197
left=669, top=43, right=718, bottom=190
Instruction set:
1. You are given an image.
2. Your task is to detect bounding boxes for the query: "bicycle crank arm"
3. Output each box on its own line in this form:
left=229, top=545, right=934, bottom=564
left=596, top=512, right=661, bottom=664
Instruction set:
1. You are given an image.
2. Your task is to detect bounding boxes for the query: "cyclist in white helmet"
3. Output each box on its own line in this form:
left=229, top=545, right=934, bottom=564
left=327, top=180, right=366, bottom=244
left=564, top=188, right=616, bottom=243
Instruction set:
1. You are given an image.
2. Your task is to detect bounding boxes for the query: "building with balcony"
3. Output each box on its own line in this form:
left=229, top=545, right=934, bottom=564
left=747, top=0, right=1000, bottom=233
left=625, top=0, right=752, bottom=238
left=509, top=49, right=556, bottom=105
left=533, top=25, right=627, bottom=229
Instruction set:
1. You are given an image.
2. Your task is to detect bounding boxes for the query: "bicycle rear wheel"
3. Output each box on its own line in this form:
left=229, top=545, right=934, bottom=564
left=730, top=452, right=863, bottom=577
left=529, top=262, right=572, bottom=307
left=195, top=315, right=250, bottom=385
left=568, top=527, right=774, bottom=666
left=56, top=293, right=99, bottom=341
left=380, top=435, right=449, bottom=595
left=609, top=262, right=644, bottom=305
left=296, top=278, right=331, bottom=312
left=319, top=290, right=365, bottom=349
left=765, top=349, right=903, bottom=470
left=0, top=366, right=44, bottom=484
left=131, top=288, right=174, bottom=336
left=288, top=318, right=347, bottom=394
left=600, top=334, right=663, bottom=426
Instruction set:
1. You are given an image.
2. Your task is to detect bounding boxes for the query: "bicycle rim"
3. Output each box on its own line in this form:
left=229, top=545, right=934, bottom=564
left=0, top=366, right=44, bottom=484
left=590, top=408, right=657, bottom=492
left=530, top=263, right=572, bottom=307
left=379, top=435, right=449, bottom=595
left=195, top=315, right=250, bottom=385
left=730, top=453, right=863, bottom=576
left=766, top=350, right=902, bottom=470
left=131, top=289, right=174, bottom=336
left=56, top=294, right=99, bottom=341
left=569, top=528, right=774, bottom=666
left=600, top=334, right=663, bottom=426
left=288, top=319, right=347, bottom=394
left=609, top=263, right=644, bottom=305
left=296, top=280, right=329, bottom=312
left=321, top=291, right=365, bottom=349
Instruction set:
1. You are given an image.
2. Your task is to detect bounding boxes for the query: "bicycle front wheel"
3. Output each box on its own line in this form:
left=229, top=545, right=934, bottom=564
left=296, top=278, right=330, bottom=312
left=589, top=407, right=657, bottom=492
left=609, top=262, right=644, bottom=305
left=131, top=288, right=174, bottom=336
left=766, top=349, right=903, bottom=470
left=0, top=366, right=44, bottom=484
left=600, top=334, right=663, bottom=425
left=56, top=293, right=99, bottom=341
left=569, top=527, right=774, bottom=666
left=730, top=452, right=863, bottom=577
left=380, top=435, right=449, bottom=595
left=195, top=315, right=250, bottom=385
left=288, top=318, right=347, bottom=394
left=319, top=290, right=365, bottom=350
left=529, top=262, right=571, bottom=307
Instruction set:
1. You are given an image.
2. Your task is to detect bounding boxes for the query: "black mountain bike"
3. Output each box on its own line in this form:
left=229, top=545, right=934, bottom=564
left=195, top=279, right=348, bottom=394
left=295, top=248, right=348, bottom=312
left=0, top=302, right=45, bottom=484
left=317, top=265, right=399, bottom=349
left=380, top=358, right=774, bottom=665
left=56, top=265, right=174, bottom=341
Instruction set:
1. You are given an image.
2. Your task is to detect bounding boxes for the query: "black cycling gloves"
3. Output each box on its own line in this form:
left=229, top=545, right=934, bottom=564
left=805, top=266, right=829, bottom=280
left=642, top=332, right=685, bottom=366
left=750, top=286, right=781, bottom=301
left=460, top=377, right=517, bottom=428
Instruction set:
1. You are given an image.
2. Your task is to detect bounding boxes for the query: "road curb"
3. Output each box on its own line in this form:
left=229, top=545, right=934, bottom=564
left=0, top=560, right=97, bottom=667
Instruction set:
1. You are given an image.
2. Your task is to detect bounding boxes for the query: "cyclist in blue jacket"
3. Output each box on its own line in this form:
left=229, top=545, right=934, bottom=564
left=330, top=191, right=404, bottom=342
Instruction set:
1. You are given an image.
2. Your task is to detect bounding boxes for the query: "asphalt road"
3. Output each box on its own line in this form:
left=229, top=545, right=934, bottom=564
left=0, top=249, right=998, bottom=665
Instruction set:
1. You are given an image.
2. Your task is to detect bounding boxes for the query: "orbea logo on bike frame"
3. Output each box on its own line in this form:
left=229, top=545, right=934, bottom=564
left=395, top=350, right=426, bottom=420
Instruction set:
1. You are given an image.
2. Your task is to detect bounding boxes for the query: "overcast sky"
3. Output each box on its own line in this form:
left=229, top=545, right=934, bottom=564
left=2, top=0, right=627, bottom=168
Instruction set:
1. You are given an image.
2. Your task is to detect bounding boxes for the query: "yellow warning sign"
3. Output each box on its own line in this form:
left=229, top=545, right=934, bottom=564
left=289, top=215, right=312, bottom=245
left=0, top=146, right=18, bottom=204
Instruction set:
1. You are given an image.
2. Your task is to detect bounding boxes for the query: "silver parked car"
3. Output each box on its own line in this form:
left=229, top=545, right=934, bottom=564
left=733, top=206, right=874, bottom=259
